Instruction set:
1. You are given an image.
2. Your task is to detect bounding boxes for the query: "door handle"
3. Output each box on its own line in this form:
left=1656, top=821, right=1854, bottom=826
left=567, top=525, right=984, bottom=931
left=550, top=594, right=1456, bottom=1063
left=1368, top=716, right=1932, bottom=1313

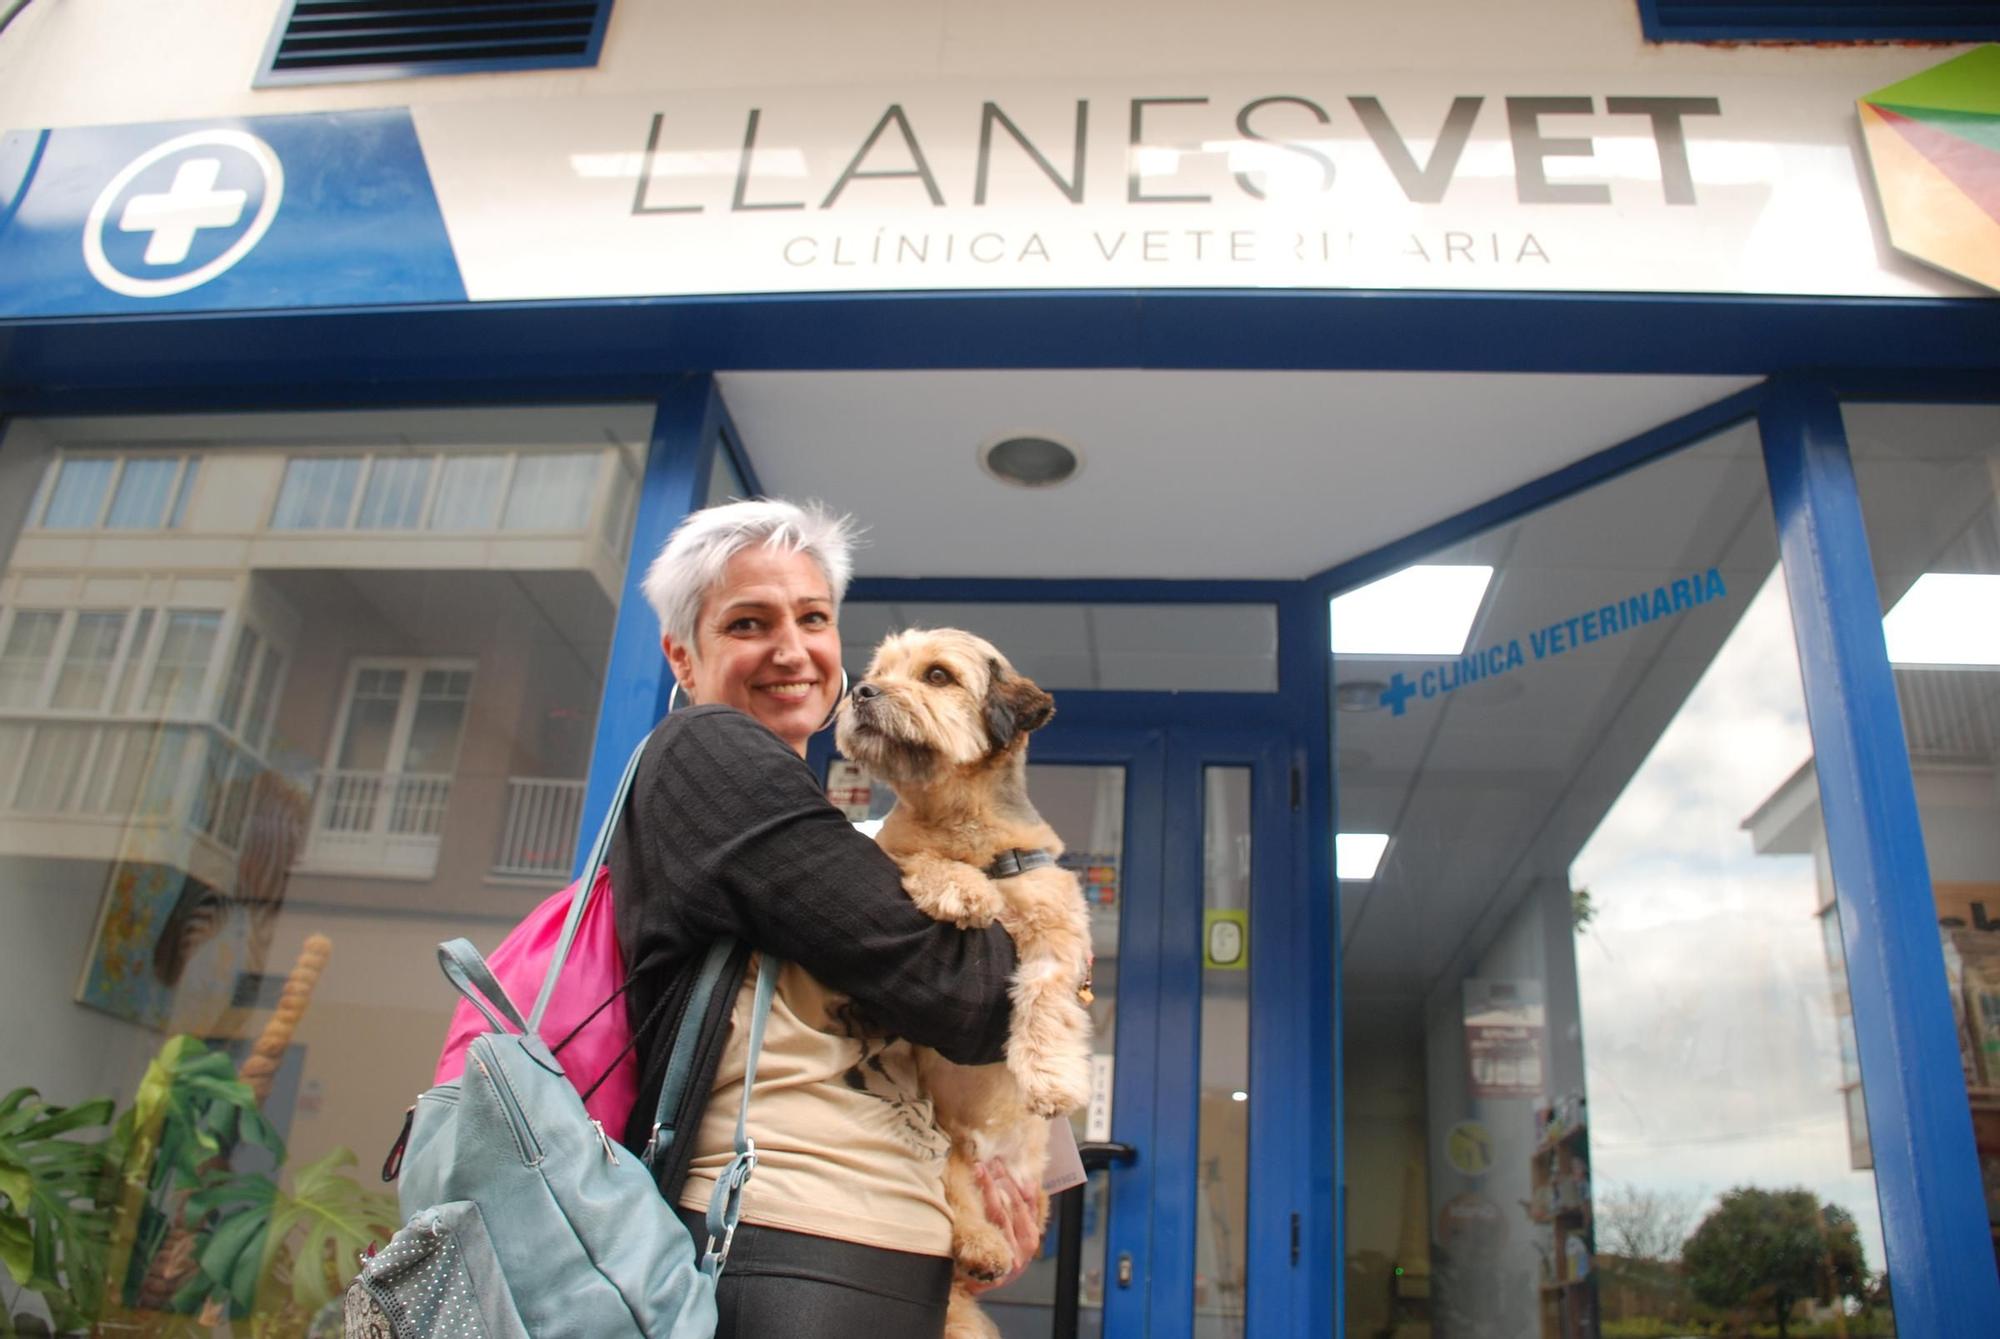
left=1077, top=1140, right=1136, bottom=1171
left=1052, top=1142, right=1138, bottom=1339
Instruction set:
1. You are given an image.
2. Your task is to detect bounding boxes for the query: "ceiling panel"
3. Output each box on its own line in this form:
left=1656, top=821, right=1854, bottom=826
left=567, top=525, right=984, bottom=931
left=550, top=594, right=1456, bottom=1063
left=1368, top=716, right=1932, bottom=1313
left=720, top=370, right=1756, bottom=580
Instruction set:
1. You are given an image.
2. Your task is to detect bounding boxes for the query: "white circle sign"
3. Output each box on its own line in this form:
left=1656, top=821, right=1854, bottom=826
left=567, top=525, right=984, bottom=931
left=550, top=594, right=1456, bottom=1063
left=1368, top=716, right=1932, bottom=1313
left=82, top=129, right=285, bottom=299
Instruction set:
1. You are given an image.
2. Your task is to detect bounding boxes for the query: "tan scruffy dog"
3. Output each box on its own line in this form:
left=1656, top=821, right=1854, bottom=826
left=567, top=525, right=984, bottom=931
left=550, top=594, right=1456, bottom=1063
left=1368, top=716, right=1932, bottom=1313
left=836, top=629, right=1095, bottom=1339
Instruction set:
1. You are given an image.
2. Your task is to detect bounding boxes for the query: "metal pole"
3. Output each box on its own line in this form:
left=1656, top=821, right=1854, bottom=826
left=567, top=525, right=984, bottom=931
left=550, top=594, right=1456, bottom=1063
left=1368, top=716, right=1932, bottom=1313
left=1051, top=1183, right=1087, bottom=1339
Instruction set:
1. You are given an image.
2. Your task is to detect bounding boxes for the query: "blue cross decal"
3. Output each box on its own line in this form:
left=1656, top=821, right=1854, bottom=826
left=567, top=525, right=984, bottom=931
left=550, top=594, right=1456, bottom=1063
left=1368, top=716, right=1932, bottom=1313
left=1380, top=673, right=1418, bottom=717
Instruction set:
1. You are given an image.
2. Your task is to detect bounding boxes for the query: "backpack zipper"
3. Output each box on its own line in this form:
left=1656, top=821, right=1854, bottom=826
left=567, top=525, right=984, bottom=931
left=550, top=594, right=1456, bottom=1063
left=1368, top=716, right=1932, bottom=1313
left=472, top=1048, right=544, bottom=1165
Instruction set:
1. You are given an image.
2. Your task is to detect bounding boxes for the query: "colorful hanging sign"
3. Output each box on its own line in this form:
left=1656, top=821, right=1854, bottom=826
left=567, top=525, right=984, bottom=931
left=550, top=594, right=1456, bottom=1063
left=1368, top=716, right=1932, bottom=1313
left=1858, top=45, right=2000, bottom=294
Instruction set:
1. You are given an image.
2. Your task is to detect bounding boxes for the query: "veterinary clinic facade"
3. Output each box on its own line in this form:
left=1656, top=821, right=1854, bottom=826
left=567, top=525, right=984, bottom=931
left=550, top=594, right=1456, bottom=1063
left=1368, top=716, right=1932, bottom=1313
left=2, top=2, right=1998, bottom=1336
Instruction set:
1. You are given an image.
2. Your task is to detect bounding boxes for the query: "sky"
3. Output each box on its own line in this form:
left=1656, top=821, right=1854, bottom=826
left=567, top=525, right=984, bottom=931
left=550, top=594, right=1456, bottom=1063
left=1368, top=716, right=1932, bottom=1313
left=1569, top=568, right=1892, bottom=1276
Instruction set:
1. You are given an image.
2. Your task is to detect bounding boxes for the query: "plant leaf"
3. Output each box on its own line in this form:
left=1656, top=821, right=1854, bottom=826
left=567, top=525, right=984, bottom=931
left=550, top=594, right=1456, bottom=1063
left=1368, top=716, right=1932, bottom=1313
left=0, top=1215, right=31, bottom=1285
left=0, top=1167, right=29, bottom=1211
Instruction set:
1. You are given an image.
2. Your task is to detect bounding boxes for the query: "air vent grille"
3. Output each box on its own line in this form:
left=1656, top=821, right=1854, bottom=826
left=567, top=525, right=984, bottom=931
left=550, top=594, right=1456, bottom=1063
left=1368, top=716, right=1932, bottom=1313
left=262, top=0, right=611, bottom=83
left=1644, top=0, right=2000, bottom=42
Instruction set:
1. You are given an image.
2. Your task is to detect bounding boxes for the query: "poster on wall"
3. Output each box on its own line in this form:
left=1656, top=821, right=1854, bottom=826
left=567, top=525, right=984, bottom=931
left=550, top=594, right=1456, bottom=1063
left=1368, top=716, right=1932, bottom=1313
left=1462, top=977, right=1545, bottom=1099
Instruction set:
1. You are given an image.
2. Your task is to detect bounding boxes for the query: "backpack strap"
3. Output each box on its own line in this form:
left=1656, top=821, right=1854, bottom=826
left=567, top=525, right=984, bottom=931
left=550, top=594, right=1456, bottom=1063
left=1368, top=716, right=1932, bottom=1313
left=700, top=951, right=781, bottom=1278
left=641, top=938, right=740, bottom=1184
left=437, top=939, right=528, bottom=1035
left=528, top=730, right=651, bottom=1036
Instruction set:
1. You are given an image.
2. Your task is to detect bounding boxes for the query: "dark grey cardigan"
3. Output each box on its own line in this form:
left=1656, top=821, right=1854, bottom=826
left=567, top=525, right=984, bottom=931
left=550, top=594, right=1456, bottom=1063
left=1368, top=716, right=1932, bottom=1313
left=607, top=704, right=1018, bottom=1194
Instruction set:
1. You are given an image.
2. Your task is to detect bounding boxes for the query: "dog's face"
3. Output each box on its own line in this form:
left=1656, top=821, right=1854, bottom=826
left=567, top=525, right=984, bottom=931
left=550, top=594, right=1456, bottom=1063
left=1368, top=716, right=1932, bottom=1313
left=835, top=629, right=1055, bottom=786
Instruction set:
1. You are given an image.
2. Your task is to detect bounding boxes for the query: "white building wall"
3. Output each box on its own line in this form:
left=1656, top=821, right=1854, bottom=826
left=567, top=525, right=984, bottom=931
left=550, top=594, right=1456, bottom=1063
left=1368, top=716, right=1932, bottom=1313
left=0, top=0, right=1971, bottom=133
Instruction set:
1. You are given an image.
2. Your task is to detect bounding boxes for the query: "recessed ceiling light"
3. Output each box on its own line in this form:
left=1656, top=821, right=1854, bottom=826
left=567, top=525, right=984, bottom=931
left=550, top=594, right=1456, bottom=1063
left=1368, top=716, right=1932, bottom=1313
left=1337, top=832, right=1390, bottom=881
left=1331, top=565, right=1494, bottom=657
left=979, top=434, right=1081, bottom=488
left=1231, top=1090, right=1249, bottom=1103
left=1883, top=572, right=2000, bottom=666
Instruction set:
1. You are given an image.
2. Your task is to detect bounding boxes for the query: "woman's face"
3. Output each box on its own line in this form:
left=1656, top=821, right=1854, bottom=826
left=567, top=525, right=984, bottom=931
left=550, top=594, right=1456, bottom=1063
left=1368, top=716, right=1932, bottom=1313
left=664, top=545, right=843, bottom=755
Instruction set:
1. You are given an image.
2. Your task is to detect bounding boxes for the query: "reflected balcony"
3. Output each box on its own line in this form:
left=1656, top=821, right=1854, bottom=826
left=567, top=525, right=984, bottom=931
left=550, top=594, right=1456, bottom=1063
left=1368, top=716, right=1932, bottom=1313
left=492, top=776, right=585, bottom=882
left=296, top=769, right=453, bottom=880
left=0, top=714, right=268, bottom=894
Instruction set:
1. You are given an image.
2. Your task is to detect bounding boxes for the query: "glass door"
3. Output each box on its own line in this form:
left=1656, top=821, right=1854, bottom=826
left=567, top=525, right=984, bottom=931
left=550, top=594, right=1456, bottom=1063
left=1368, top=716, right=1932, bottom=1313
left=1160, top=728, right=1301, bottom=1339
left=818, top=718, right=1298, bottom=1339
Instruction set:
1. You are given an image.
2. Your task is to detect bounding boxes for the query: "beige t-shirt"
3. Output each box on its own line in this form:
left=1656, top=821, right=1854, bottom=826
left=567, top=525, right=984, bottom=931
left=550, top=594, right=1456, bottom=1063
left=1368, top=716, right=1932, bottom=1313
left=677, top=957, right=954, bottom=1256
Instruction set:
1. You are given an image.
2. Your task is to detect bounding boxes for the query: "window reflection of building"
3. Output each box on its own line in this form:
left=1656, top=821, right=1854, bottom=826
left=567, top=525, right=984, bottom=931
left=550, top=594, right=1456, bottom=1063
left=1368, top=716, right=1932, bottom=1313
left=1338, top=422, right=1895, bottom=1339
left=0, top=408, right=642, bottom=1291
left=1841, top=402, right=2000, bottom=1279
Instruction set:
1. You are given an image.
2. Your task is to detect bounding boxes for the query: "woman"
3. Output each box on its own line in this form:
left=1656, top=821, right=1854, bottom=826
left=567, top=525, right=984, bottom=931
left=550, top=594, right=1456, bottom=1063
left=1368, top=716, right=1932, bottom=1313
left=607, top=497, right=1040, bottom=1338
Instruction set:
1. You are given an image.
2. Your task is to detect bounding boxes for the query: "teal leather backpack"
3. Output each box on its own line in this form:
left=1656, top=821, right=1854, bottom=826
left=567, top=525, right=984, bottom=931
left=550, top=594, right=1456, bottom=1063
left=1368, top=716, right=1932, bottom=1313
left=344, top=734, right=778, bottom=1338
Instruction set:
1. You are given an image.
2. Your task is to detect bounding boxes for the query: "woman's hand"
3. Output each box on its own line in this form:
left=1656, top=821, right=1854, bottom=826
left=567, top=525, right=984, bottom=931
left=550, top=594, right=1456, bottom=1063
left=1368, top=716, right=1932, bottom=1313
left=965, top=1159, right=1045, bottom=1294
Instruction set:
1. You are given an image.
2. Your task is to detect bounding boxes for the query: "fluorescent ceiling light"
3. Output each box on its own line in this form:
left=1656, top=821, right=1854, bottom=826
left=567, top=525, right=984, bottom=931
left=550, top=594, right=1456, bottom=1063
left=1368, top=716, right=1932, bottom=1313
left=1883, top=573, right=2000, bottom=666
left=1331, top=565, right=1494, bottom=656
left=1336, top=832, right=1390, bottom=881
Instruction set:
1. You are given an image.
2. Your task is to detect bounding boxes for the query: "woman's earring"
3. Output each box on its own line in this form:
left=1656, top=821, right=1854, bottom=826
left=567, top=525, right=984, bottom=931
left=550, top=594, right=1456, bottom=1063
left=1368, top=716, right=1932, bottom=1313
left=666, top=678, right=684, bottom=715
left=815, top=668, right=851, bottom=734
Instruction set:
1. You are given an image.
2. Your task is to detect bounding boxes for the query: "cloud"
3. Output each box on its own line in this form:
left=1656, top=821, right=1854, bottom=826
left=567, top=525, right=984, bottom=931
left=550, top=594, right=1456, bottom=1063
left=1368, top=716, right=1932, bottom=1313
left=1567, top=567, right=1888, bottom=1273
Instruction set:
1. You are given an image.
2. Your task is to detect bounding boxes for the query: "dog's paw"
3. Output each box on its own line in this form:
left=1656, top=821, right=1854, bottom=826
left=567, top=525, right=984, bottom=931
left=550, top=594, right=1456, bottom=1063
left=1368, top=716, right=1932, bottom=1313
left=953, top=1220, right=1016, bottom=1284
left=944, top=1291, right=1002, bottom=1339
left=907, top=857, right=1003, bottom=929
left=1014, top=1050, right=1094, bottom=1118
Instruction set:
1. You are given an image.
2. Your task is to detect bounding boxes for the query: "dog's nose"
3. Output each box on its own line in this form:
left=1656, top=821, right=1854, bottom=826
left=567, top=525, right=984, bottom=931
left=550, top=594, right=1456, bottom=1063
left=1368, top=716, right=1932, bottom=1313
left=853, top=682, right=882, bottom=701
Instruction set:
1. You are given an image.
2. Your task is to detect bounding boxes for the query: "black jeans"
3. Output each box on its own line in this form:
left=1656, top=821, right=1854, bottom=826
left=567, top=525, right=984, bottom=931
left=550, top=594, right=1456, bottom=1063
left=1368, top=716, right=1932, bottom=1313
left=674, top=1205, right=952, bottom=1339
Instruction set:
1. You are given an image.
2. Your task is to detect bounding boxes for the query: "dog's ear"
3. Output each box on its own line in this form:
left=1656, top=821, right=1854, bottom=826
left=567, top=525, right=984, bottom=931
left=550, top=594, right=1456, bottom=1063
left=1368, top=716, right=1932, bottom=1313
left=983, top=658, right=1055, bottom=752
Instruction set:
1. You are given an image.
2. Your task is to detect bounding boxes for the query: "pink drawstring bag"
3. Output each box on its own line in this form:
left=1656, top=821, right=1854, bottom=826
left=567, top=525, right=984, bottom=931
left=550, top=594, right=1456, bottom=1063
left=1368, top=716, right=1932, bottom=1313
left=433, top=867, right=639, bottom=1135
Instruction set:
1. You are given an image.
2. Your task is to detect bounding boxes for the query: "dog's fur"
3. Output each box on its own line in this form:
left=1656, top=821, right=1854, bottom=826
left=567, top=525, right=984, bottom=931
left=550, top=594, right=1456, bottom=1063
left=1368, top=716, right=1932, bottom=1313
left=836, top=629, right=1094, bottom=1339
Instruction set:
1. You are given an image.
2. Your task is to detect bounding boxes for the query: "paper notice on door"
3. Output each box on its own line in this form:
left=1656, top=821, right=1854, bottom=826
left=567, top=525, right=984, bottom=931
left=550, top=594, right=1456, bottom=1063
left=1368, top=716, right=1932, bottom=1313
left=1043, top=1117, right=1086, bottom=1194
left=1085, top=1053, right=1115, bottom=1142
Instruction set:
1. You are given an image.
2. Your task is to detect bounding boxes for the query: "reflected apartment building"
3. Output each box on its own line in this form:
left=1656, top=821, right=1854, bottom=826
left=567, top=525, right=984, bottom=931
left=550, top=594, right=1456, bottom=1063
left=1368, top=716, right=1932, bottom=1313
left=0, top=406, right=643, bottom=1184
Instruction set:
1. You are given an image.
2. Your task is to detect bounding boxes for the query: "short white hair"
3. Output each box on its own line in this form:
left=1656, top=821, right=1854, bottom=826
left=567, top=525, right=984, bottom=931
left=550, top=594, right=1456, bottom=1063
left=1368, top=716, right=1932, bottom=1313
left=642, top=498, right=859, bottom=651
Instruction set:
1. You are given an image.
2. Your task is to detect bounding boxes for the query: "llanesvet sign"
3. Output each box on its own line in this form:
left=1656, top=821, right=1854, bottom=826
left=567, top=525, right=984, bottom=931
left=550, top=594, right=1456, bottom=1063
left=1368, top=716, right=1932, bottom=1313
left=628, top=94, right=1710, bottom=272
left=0, top=73, right=1975, bottom=317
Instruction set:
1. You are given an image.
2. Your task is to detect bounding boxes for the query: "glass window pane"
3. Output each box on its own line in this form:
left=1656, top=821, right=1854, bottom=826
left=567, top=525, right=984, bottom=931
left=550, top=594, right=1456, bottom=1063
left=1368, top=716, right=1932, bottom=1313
left=0, top=406, right=642, bottom=1339
left=141, top=611, right=221, bottom=715
left=105, top=457, right=179, bottom=528
left=953, top=762, right=1124, bottom=1334
left=0, top=610, right=63, bottom=707
left=1198, top=766, right=1251, bottom=1328
left=113, top=607, right=156, bottom=712
left=502, top=453, right=597, bottom=531
left=335, top=667, right=405, bottom=771
left=168, top=456, right=199, bottom=527
left=404, top=668, right=472, bottom=773
left=50, top=611, right=126, bottom=710
left=706, top=439, right=748, bottom=508
left=16, top=724, right=92, bottom=813
left=216, top=626, right=261, bottom=733
left=271, top=456, right=361, bottom=529
left=1844, top=400, right=2000, bottom=1288
left=429, top=455, right=508, bottom=530
left=356, top=456, right=434, bottom=530
left=40, top=458, right=115, bottom=528
left=248, top=644, right=284, bottom=751
left=842, top=602, right=1279, bottom=692
left=1338, top=422, right=1897, bottom=1337
left=0, top=721, right=30, bottom=804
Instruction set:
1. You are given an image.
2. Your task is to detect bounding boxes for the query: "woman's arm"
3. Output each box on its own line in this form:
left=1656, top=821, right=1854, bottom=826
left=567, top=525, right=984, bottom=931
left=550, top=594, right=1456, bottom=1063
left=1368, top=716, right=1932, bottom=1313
left=610, top=705, right=1017, bottom=1066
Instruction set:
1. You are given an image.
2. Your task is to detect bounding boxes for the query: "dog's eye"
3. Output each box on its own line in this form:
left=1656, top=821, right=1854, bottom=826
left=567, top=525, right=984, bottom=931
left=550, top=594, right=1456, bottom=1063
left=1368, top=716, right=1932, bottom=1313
left=925, top=666, right=954, bottom=687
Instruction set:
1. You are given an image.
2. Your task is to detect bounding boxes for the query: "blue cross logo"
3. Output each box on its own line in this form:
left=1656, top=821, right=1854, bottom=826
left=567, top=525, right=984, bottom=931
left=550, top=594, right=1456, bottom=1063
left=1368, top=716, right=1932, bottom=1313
left=83, top=129, right=285, bottom=299
left=1380, top=673, right=1418, bottom=716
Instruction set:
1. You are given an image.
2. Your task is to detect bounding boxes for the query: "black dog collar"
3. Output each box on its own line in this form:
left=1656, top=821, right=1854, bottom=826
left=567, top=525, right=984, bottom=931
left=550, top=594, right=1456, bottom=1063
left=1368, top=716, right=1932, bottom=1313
left=985, top=848, right=1056, bottom=879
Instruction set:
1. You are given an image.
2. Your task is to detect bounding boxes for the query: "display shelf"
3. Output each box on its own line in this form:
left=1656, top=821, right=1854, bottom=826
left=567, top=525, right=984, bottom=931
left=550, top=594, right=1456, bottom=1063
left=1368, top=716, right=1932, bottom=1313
left=1968, top=1085, right=2000, bottom=1113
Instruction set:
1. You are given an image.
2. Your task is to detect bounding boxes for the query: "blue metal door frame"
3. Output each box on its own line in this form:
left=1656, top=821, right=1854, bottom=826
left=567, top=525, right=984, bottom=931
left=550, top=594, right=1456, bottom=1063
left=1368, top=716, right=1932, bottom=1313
left=1158, top=725, right=1304, bottom=1337
left=1, top=288, right=1997, bottom=1334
